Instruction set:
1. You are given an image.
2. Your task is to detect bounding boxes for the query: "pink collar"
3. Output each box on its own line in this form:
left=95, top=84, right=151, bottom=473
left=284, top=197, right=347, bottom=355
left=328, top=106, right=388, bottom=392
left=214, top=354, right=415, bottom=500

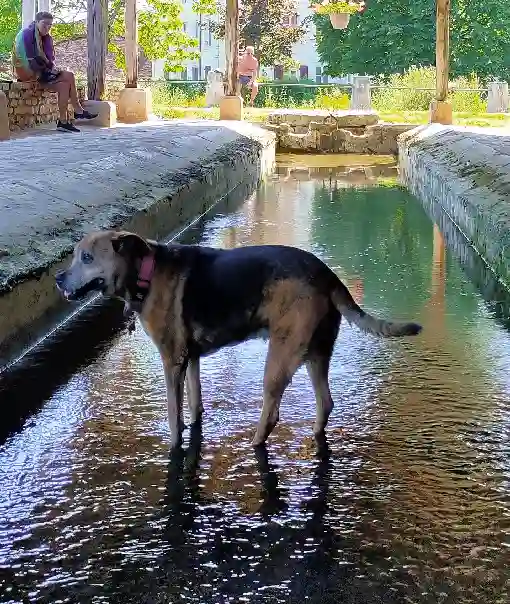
left=137, top=253, right=156, bottom=289
left=131, top=253, right=156, bottom=312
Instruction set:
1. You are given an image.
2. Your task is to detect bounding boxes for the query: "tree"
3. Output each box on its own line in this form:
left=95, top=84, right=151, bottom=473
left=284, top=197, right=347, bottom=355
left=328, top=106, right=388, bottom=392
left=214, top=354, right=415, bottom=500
left=214, top=0, right=305, bottom=68
left=109, top=0, right=212, bottom=73
left=314, top=0, right=510, bottom=81
left=0, top=0, right=20, bottom=59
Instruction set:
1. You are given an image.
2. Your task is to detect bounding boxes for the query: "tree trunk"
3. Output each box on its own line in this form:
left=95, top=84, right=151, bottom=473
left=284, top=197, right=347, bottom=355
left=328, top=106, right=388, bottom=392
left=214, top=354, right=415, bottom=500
left=435, top=0, right=450, bottom=102
left=125, top=0, right=138, bottom=88
left=224, top=0, right=239, bottom=96
left=87, top=0, right=107, bottom=100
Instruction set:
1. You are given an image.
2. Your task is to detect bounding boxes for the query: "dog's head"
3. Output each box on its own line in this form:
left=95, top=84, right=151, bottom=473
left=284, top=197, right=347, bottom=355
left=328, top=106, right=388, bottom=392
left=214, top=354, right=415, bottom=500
left=55, top=230, right=152, bottom=302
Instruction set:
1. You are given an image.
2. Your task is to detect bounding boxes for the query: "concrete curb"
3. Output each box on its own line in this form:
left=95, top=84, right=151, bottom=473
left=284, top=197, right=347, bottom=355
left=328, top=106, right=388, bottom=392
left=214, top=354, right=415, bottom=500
left=0, top=120, right=275, bottom=367
left=398, top=124, right=510, bottom=287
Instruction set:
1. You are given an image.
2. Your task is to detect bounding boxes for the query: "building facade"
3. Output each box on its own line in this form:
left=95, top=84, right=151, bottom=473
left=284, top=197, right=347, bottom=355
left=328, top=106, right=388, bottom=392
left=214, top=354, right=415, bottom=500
left=152, top=0, right=349, bottom=83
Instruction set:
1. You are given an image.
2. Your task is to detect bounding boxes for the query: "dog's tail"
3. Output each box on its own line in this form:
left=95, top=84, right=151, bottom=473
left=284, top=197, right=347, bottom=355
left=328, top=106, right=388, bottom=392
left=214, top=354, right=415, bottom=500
left=330, top=279, right=422, bottom=337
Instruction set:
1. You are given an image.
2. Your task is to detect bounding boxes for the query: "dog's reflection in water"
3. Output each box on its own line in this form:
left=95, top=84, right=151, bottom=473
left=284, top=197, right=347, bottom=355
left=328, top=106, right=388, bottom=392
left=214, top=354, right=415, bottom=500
left=161, top=425, right=332, bottom=525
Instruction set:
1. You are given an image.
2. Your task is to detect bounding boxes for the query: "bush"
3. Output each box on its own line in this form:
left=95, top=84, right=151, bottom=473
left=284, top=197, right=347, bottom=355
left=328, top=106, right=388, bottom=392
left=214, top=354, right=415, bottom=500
left=150, top=80, right=207, bottom=107
left=372, top=67, right=436, bottom=111
left=372, top=66, right=487, bottom=113
left=450, top=74, right=487, bottom=112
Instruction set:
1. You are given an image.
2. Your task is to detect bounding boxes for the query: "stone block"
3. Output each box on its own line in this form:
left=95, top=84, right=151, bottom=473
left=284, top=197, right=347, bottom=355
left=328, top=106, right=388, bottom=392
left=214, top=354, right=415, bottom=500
left=0, top=91, right=9, bottom=140
left=267, top=109, right=379, bottom=128
left=219, top=95, right=244, bottom=121
left=116, top=87, right=152, bottom=123
left=82, top=99, right=117, bottom=127
left=430, top=100, right=453, bottom=125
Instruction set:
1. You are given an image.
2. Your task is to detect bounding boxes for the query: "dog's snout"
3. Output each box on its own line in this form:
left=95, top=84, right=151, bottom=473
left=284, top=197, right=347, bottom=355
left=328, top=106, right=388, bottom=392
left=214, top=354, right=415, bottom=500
left=55, top=270, right=66, bottom=287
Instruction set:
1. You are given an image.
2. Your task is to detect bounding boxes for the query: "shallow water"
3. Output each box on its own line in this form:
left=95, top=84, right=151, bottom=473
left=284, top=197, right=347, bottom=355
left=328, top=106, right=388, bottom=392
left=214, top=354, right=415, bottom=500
left=1, top=155, right=510, bottom=604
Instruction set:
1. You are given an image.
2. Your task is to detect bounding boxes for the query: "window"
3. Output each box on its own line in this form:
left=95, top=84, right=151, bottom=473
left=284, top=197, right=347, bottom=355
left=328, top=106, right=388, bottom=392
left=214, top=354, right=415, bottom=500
left=315, top=66, right=322, bottom=84
left=182, top=22, right=187, bottom=32
left=192, top=66, right=199, bottom=80
left=195, top=21, right=200, bottom=38
left=181, top=68, right=188, bottom=81
left=274, top=65, right=284, bottom=80
left=299, top=65, right=309, bottom=80
left=281, top=13, right=298, bottom=26
left=322, top=74, right=329, bottom=84
left=205, top=66, right=211, bottom=78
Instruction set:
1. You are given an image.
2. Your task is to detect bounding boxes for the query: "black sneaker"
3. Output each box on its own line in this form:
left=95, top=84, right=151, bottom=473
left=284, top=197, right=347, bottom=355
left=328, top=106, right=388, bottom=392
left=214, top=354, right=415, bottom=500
left=74, top=110, right=98, bottom=120
left=57, top=120, right=80, bottom=133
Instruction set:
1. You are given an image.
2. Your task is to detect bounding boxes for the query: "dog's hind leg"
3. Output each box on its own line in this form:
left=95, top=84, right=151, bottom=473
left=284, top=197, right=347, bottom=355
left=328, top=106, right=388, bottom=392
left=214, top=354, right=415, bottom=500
left=186, top=357, right=203, bottom=425
left=252, top=338, right=304, bottom=447
left=306, top=311, right=340, bottom=436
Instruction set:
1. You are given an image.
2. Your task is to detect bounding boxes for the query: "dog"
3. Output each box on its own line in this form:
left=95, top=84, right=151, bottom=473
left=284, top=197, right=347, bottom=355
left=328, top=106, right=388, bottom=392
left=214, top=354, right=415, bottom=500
left=55, top=230, right=422, bottom=449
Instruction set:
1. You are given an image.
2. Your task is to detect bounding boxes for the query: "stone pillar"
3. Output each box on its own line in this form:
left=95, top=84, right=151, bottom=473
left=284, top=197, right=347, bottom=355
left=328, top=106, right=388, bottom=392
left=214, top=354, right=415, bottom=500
left=350, top=76, right=371, bottom=111
left=487, top=81, right=509, bottom=114
left=22, top=0, right=36, bottom=26
left=0, top=91, right=10, bottom=141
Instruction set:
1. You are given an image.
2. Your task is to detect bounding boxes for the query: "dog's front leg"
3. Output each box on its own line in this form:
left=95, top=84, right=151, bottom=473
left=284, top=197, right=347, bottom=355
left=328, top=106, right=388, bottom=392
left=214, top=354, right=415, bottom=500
left=186, top=357, right=203, bottom=425
left=162, top=358, right=187, bottom=449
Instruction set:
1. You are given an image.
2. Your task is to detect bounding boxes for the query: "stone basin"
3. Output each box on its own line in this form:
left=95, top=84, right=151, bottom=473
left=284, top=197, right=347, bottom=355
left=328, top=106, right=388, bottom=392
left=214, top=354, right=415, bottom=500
left=267, top=109, right=380, bottom=128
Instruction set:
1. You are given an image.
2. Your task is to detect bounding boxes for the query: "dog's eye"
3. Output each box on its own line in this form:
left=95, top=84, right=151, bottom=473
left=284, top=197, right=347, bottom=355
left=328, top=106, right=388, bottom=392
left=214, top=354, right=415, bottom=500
left=81, top=251, right=94, bottom=264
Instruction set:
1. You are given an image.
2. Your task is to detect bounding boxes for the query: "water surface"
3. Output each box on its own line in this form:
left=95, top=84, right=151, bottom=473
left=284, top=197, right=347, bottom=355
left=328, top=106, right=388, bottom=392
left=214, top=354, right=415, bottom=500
left=1, top=155, right=509, bottom=604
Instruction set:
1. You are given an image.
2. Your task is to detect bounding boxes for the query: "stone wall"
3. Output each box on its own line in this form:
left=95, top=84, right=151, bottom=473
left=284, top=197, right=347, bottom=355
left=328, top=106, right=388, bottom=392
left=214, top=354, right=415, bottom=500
left=398, top=124, right=510, bottom=287
left=0, top=81, right=85, bottom=131
left=265, top=109, right=415, bottom=155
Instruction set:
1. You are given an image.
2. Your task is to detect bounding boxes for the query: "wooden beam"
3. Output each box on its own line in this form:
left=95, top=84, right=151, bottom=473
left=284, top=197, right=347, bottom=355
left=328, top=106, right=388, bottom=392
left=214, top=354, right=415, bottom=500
left=86, top=0, right=107, bottom=100
left=224, top=0, right=239, bottom=96
left=435, top=0, right=450, bottom=102
left=125, top=0, right=138, bottom=88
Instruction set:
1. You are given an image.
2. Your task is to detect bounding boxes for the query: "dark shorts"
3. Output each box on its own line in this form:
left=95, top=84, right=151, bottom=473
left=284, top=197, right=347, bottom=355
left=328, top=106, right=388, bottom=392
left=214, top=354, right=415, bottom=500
left=239, top=75, right=252, bottom=86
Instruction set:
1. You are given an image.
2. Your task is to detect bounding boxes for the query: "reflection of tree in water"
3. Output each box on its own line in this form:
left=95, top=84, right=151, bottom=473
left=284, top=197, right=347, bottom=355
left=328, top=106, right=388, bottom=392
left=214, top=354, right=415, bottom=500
left=311, top=183, right=433, bottom=316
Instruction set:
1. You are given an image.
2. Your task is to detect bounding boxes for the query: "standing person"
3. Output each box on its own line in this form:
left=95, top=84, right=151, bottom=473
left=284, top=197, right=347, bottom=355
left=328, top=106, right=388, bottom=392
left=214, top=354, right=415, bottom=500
left=238, top=46, right=259, bottom=106
left=12, top=12, right=97, bottom=133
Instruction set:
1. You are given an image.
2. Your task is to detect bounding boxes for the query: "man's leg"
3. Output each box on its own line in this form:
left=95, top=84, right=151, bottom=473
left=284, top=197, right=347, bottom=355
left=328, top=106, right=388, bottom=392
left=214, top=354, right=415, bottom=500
left=250, top=80, right=259, bottom=105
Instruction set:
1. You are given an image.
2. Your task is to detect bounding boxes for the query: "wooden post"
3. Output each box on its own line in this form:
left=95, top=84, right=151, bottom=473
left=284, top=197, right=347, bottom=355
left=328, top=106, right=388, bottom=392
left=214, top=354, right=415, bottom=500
left=22, top=0, right=35, bottom=27
left=430, top=0, right=452, bottom=124
left=219, top=0, right=243, bottom=119
left=38, top=0, right=51, bottom=12
left=224, top=0, right=239, bottom=96
left=125, top=0, right=138, bottom=88
left=87, top=0, right=107, bottom=100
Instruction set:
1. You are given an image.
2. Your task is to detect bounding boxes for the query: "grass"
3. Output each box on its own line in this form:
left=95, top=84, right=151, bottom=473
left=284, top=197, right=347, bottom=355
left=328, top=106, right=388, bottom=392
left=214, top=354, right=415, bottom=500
left=153, top=104, right=510, bottom=129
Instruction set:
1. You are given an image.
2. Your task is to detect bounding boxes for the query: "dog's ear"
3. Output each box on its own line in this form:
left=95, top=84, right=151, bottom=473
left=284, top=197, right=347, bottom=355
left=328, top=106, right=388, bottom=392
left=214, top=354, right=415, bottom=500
left=111, top=232, right=151, bottom=258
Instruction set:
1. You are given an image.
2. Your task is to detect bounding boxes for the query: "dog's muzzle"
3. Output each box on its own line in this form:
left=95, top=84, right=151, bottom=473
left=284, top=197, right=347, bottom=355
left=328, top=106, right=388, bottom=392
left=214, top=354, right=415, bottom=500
left=55, top=272, right=106, bottom=301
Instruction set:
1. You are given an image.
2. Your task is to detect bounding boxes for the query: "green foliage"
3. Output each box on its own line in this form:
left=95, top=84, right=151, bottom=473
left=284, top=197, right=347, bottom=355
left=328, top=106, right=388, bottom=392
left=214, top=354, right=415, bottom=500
left=0, top=0, right=20, bottom=57
left=315, top=0, right=510, bottom=81
left=110, top=0, right=214, bottom=73
left=371, top=67, right=486, bottom=112
left=51, top=21, right=87, bottom=43
left=213, top=0, right=305, bottom=68
left=310, top=0, right=365, bottom=15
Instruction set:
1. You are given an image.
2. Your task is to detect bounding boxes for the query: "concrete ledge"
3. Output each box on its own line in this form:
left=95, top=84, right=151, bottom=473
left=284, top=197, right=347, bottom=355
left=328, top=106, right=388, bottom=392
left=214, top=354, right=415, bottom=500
left=0, top=120, right=275, bottom=366
left=398, top=124, right=510, bottom=286
left=82, top=99, right=117, bottom=127
left=0, top=91, right=9, bottom=140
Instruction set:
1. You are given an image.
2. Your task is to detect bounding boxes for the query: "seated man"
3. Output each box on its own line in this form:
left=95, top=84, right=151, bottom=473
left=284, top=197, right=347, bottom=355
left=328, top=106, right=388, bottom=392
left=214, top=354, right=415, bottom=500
left=12, top=11, right=97, bottom=133
left=238, top=46, right=259, bottom=106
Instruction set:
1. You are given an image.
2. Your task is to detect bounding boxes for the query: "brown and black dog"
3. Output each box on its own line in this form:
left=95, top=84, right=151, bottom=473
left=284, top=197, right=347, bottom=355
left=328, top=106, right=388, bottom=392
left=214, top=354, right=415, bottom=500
left=55, top=230, right=421, bottom=449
